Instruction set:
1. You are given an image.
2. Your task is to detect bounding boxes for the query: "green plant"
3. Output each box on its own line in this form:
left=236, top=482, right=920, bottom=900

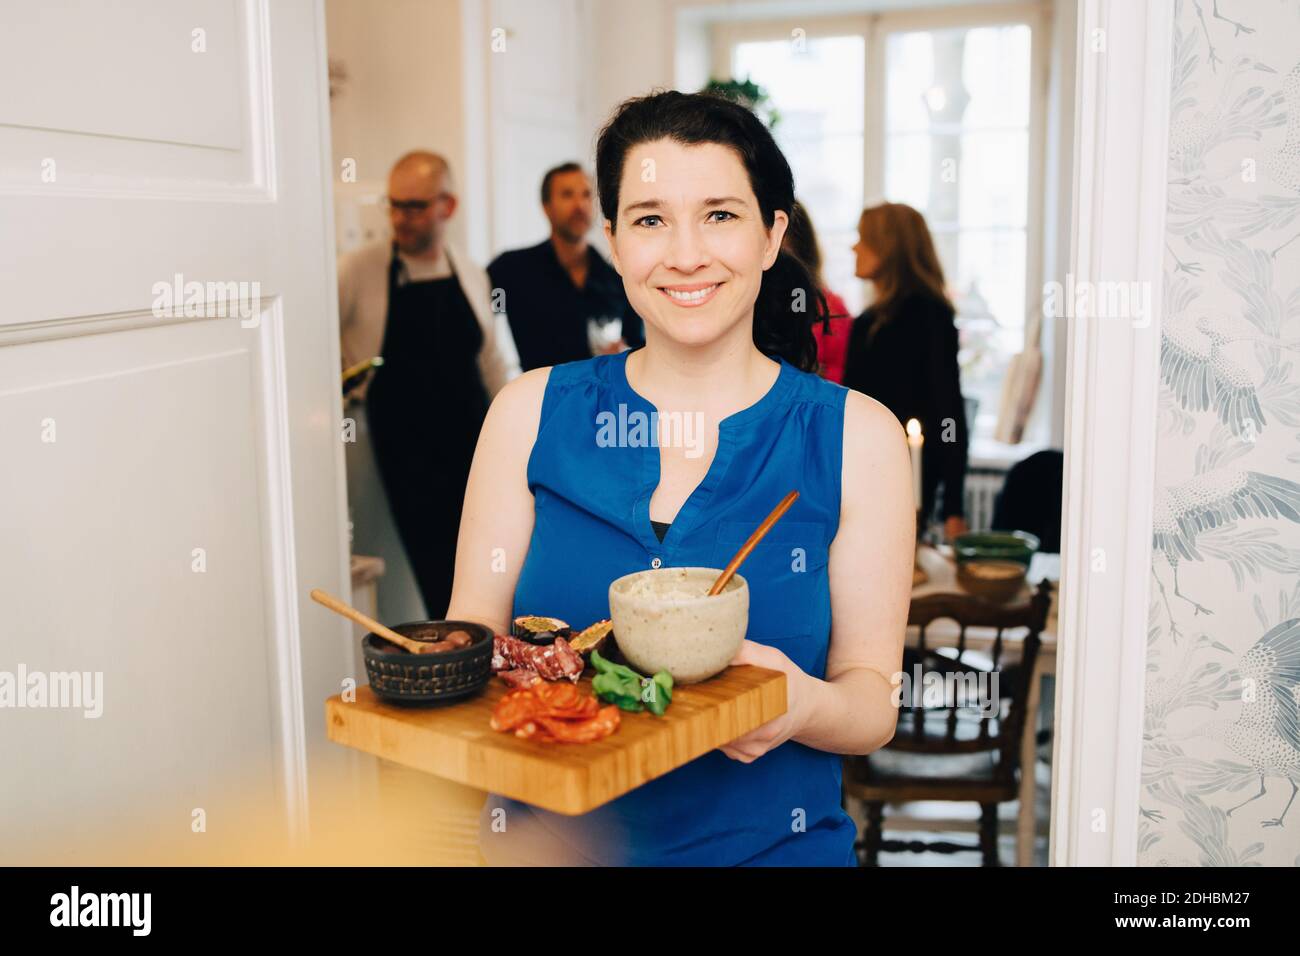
left=700, top=77, right=780, bottom=130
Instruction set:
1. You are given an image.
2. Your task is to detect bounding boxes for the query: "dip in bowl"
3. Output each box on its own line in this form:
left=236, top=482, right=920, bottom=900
left=608, top=567, right=748, bottom=684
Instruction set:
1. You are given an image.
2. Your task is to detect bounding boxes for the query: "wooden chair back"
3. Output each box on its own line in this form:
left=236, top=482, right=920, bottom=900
left=897, top=580, right=1052, bottom=782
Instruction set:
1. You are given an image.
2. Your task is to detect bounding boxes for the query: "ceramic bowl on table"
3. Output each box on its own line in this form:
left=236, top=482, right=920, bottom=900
left=608, top=567, right=748, bottom=684
left=361, top=620, right=494, bottom=706
left=956, top=558, right=1028, bottom=604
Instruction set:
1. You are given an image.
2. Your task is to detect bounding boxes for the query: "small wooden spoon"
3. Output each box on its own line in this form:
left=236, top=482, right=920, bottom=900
left=707, top=490, right=800, bottom=596
left=310, top=588, right=443, bottom=655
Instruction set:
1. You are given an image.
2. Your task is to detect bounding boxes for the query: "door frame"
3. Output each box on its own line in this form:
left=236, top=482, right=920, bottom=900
left=1050, top=0, right=1173, bottom=866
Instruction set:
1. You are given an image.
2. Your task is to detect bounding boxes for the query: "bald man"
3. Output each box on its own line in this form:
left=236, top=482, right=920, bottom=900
left=338, top=151, right=520, bottom=618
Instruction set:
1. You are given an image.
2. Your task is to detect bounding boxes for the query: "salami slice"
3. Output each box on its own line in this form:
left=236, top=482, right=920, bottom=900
left=490, top=685, right=617, bottom=742
left=551, top=637, right=584, bottom=681
left=534, top=680, right=583, bottom=710
left=490, top=689, right=545, bottom=732
left=533, top=705, right=620, bottom=743
left=498, top=668, right=541, bottom=690
left=492, top=634, right=583, bottom=682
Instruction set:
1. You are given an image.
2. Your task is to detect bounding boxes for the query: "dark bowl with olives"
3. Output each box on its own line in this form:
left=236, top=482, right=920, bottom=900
left=361, top=620, right=494, bottom=706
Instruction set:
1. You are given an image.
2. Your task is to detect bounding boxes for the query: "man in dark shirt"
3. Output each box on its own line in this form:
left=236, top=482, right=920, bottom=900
left=488, top=163, right=643, bottom=371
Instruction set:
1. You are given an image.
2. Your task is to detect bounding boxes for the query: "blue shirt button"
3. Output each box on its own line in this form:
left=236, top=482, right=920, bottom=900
left=650, top=557, right=662, bottom=569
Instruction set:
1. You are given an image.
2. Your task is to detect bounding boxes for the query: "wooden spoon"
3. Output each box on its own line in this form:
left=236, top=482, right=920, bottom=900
left=707, top=490, right=800, bottom=596
left=310, top=588, right=444, bottom=655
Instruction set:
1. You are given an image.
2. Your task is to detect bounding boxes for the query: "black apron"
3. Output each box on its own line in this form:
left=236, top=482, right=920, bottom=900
left=365, top=245, right=491, bottom=618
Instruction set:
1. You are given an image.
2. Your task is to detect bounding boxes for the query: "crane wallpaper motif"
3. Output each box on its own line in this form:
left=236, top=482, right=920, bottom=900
left=1143, top=0, right=1300, bottom=866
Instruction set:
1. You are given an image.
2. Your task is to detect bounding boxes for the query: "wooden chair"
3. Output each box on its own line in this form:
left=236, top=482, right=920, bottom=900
left=843, top=581, right=1052, bottom=866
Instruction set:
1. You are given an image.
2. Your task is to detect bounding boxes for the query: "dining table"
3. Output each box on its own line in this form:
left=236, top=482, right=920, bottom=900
left=901, top=543, right=1060, bottom=867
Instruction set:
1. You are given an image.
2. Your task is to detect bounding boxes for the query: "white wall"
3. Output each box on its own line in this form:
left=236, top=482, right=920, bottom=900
left=485, top=0, right=592, bottom=254
left=589, top=0, right=676, bottom=136
left=326, top=0, right=470, bottom=254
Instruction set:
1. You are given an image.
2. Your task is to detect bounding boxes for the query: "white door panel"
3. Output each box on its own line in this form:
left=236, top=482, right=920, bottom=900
left=0, top=0, right=244, bottom=149
left=0, top=0, right=351, bottom=860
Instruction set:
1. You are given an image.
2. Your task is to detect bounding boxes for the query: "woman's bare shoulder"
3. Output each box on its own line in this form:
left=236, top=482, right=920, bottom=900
left=475, top=367, right=554, bottom=477
left=841, top=389, right=909, bottom=483
left=491, top=366, right=552, bottom=422
left=843, top=388, right=905, bottom=445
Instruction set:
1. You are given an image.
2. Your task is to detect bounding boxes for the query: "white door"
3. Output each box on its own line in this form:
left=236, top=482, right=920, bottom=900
left=0, top=0, right=352, bottom=860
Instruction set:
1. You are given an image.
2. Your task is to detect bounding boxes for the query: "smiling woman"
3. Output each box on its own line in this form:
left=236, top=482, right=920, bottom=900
left=446, top=89, right=913, bottom=866
left=597, top=104, right=825, bottom=372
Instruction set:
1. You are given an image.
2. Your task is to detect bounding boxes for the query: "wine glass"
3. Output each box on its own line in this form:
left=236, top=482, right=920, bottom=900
left=587, top=315, right=624, bottom=356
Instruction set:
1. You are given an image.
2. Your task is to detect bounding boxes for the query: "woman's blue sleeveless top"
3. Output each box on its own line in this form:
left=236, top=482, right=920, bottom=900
left=478, top=348, right=858, bottom=866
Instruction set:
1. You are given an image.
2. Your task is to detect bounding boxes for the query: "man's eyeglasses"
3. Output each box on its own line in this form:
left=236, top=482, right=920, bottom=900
left=384, top=194, right=449, bottom=214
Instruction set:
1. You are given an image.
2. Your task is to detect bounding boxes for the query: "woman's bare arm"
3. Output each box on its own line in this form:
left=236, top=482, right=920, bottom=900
left=444, top=367, right=551, bottom=635
left=792, top=390, right=913, bottom=755
left=722, top=390, right=914, bottom=762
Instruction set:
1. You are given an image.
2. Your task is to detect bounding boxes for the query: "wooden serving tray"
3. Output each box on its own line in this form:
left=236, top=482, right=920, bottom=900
left=325, top=665, right=786, bottom=816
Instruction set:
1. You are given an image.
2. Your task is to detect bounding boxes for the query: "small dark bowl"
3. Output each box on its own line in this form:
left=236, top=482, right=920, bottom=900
left=361, top=620, right=494, bottom=706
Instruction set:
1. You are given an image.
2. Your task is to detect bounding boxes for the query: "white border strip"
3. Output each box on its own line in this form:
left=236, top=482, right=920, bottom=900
left=256, top=295, right=310, bottom=841
left=1050, top=0, right=1173, bottom=866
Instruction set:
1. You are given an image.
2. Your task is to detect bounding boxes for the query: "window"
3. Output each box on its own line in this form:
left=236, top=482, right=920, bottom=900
left=717, top=8, right=1045, bottom=438
left=882, top=23, right=1033, bottom=434
left=732, top=34, right=867, bottom=317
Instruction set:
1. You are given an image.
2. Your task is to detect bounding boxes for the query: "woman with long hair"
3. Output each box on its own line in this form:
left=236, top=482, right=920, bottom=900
left=448, top=90, right=912, bottom=866
left=842, top=202, right=969, bottom=539
left=782, top=200, right=854, bottom=383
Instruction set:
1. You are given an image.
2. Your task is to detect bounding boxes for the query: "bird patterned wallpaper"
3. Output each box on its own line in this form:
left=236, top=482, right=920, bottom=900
left=1143, top=0, right=1300, bottom=866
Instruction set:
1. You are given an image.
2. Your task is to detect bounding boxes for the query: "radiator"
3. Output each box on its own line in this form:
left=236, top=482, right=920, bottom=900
left=963, top=468, right=1006, bottom=533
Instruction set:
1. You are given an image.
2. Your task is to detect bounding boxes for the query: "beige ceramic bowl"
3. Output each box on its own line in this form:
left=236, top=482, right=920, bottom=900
left=607, top=567, right=749, bottom=684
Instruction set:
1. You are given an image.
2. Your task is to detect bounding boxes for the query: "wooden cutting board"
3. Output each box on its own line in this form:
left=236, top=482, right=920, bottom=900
left=325, top=665, right=786, bottom=816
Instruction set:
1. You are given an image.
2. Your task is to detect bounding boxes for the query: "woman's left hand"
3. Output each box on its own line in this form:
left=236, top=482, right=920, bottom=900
left=718, top=640, right=815, bottom=763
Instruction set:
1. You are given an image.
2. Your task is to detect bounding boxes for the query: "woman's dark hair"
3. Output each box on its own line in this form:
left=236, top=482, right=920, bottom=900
left=782, top=201, right=823, bottom=284
left=783, top=200, right=850, bottom=335
left=595, top=89, right=823, bottom=372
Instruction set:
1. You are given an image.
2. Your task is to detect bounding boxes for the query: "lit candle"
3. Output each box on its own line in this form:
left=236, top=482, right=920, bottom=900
left=905, top=418, right=923, bottom=513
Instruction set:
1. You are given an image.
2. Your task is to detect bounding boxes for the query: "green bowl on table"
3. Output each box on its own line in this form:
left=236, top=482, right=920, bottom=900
left=952, top=530, right=1040, bottom=568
